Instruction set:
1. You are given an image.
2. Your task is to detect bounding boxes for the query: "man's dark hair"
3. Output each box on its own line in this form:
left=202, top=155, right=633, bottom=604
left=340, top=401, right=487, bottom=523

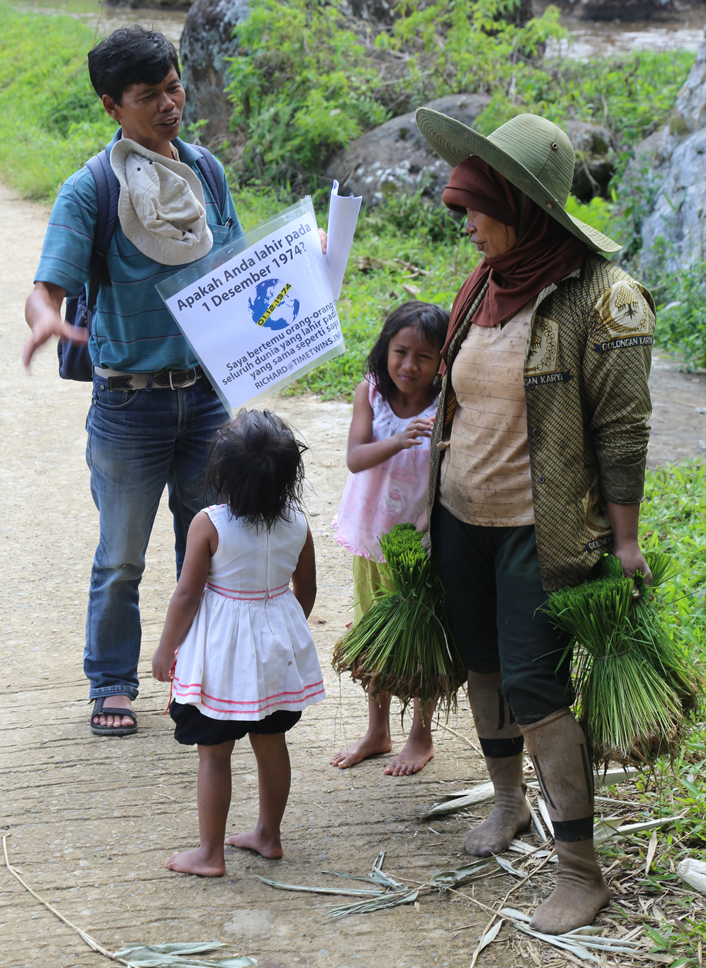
left=205, top=411, right=308, bottom=532
left=366, top=301, right=450, bottom=400
left=88, top=26, right=180, bottom=104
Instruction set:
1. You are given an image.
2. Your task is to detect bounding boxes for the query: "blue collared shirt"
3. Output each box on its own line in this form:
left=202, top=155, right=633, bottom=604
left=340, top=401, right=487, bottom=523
left=35, top=129, right=244, bottom=372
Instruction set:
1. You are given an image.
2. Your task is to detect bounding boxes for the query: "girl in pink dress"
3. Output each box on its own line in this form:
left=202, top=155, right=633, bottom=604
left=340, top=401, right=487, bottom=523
left=331, top=302, right=449, bottom=776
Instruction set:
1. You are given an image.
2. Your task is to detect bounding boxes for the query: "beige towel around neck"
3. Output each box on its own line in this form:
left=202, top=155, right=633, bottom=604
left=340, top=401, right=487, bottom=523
left=110, top=137, right=214, bottom=266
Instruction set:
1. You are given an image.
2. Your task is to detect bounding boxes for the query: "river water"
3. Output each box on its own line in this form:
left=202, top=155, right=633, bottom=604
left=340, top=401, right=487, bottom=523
left=11, top=0, right=706, bottom=56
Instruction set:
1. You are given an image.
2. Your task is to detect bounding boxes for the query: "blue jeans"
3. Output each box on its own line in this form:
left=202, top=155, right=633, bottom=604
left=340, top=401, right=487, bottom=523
left=84, top=374, right=228, bottom=700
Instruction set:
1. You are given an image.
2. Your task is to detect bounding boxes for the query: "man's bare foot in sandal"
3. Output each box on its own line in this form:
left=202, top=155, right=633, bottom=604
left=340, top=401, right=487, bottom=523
left=90, top=695, right=136, bottom=735
left=164, top=847, right=225, bottom=877
left=226, top=827, right=283, bottom=859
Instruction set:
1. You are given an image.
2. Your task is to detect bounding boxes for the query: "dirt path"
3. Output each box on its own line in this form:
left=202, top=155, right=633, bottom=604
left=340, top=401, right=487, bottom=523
left=2, top=180, right=705, bottom=968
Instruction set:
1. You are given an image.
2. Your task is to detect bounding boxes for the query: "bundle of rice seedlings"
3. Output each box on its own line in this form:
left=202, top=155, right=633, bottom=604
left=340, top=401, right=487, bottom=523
left=595, top=552, right=701, bottom=713
left=543, top=553, right=701, bottom=766
left=332, top=524, right=466, bottom=712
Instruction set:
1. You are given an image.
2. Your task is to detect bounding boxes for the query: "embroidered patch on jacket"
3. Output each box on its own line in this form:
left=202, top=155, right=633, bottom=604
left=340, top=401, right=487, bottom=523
left=526, top=315, right=560, bottom=377
left=595, top=281, right=651, bottom=339
left=581, top=478, right=612, bottom=540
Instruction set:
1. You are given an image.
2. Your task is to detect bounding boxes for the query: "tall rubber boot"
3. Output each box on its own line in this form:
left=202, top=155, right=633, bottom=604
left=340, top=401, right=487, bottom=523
left=521, top=708, right=612, bottom=934
left=463, top=671, right=530, bottom=857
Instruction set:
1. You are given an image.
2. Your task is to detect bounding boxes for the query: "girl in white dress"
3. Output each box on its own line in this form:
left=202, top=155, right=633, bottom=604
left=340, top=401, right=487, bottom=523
left=152, top=410, right=323, bottom=876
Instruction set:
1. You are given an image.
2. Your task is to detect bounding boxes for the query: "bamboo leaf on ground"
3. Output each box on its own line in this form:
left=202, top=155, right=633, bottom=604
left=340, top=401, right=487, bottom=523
left=114, top=947, right=256, bottom=968
left=470, top=919, right=504, bottom=964
left=325, top=888, right=419, bottom=921
left=645, top=830, right=658, bottom=875
left=430, top=860, right=490, bottom=889
left=423, top=781, right=495, bottom=816
left=253, top=876, right=384, bottom=897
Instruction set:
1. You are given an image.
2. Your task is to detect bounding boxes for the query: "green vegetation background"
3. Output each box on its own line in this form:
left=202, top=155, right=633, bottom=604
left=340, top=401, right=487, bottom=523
left=1, top=2, right=705, bottom=954
left=1, top=0, right=703, bottom=376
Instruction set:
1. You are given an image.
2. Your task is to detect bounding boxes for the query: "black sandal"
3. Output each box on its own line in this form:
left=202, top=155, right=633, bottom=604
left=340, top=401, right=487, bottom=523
left=90, top=697, right=138, bottom=736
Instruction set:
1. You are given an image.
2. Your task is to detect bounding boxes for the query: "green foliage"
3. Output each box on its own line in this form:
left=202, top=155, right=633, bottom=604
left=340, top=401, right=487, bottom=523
left=227, top=0, right=564, bottom=186
left=642, top=239, right=706, bottom=370
left=479, top=50, right=696, bottom=148
left=227, top=0, right=383, bottom=184
left=564, top=193, right=618, bottom=238
left=0, top=2, right=115, bottom=200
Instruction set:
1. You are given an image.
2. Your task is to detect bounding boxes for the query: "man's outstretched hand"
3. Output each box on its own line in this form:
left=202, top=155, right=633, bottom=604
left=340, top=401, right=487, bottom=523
left=23, top=281, right=85, bottom=370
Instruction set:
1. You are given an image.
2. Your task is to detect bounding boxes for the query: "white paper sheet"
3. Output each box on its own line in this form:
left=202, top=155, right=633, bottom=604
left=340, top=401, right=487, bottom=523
left=157, top=198, right=345, bottom=413
left=326, top=180, right=362, bottom=299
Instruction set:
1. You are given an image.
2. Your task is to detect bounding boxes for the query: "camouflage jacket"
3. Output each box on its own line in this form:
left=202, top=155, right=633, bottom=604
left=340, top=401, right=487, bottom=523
left=426, top=254, right=656, bottom=591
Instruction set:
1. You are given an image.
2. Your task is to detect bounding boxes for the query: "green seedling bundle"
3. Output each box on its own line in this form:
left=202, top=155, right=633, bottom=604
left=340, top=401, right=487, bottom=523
left=543, top=552, right=702, bottom=767
left=332, top=524, right=466, bottom=711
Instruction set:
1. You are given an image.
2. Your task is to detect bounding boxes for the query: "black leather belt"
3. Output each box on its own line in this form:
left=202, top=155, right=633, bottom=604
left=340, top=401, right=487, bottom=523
left=95, top=366, right=205, bottom=391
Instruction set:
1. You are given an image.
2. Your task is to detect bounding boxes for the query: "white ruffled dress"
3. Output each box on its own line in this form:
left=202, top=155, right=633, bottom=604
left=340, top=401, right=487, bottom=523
left=172, top=505, right=325, bottom=720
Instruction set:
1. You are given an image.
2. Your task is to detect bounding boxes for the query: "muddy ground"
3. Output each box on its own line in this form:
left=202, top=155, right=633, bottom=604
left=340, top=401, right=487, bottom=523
left=1, top=179, right=705, bottom=968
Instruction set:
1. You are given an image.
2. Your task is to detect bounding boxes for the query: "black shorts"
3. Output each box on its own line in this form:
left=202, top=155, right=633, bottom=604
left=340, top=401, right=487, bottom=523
left=436, top=504, right=573, bottom=725
left=170, top=701, right=302, bottom=746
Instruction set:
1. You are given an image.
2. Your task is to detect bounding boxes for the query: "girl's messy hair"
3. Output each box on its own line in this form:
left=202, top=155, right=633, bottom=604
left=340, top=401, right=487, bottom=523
left=206, top=410, right=307, bottom=530
left=366, top=301, right=450, bottom=399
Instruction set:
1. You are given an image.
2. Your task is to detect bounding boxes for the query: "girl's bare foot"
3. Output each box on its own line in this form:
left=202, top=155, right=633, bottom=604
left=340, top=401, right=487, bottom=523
left=384, top=734, right=434, bottom=776
left=226, top=829, right=283, bottom=859
left=164, top=847, right=225, bottom=877
left=331, top=732, right=392, bottom=769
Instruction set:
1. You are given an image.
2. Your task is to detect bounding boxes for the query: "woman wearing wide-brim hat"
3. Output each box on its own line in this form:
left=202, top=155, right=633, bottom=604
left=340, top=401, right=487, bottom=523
left=416, top=109, right=655, bottom=934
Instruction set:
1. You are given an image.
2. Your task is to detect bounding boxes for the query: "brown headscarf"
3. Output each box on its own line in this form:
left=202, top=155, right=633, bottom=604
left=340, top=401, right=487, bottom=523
left=439, top=157, right=588, bottom=369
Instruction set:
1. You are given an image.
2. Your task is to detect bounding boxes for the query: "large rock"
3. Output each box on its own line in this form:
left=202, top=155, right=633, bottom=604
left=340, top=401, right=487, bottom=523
left=563, top=119, right=615, bottom=200
left=323, top=94, right=491, bottom=204
left=180, top=0, right=250, bottom=141
left=325, top=99, right=615, bottom=205
left=639, top=27, right=706, bottom=270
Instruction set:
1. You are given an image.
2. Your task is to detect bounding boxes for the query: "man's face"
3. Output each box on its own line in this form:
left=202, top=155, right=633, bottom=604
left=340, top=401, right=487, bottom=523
left=102, top=66, right=185, bottom=155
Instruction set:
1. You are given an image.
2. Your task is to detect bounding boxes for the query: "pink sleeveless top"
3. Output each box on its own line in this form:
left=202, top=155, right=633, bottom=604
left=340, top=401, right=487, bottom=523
left=332, top=380, right=437, bottom=561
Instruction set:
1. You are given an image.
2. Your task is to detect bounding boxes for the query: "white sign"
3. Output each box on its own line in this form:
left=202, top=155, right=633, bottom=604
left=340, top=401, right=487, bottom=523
left=157, top=197, right=347, bottom=412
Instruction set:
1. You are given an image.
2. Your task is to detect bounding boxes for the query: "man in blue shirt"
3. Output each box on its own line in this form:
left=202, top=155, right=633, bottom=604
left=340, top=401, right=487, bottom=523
left=24, top=27, right=244, bottom=736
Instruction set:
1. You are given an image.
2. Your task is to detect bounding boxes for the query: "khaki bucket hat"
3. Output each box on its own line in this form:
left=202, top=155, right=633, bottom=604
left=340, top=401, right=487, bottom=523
left=415, top=109, right=621, bottom=254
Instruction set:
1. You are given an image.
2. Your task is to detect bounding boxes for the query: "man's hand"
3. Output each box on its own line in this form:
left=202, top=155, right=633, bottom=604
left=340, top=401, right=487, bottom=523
left=24, top=281, right=85, bottom=370
left=319, top=228, right=328, bottom=255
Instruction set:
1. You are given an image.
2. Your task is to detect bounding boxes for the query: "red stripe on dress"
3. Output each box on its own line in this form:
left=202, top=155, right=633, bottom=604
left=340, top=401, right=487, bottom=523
left=206, top=581, right=290, bottom=601
left=173, top=677, right=324, bottom=705
left=196, top=687, right=326, bottom=716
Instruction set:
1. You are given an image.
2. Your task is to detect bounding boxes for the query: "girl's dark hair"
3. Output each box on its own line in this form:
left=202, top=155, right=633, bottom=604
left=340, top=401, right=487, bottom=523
left=88, top=26, right=180, bottom=104
left=365, top=301, right=450, bottom=399
left=205, top=410, right=307, bottom=531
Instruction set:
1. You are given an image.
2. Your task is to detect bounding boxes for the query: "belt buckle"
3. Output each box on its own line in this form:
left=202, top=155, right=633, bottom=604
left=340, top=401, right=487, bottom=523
left=169, top=369, right=197, bottom=390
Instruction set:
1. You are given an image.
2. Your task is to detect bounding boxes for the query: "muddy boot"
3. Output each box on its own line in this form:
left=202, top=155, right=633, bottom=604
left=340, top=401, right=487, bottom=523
left=521, top=708, right=611, bottom=935
left=462, top=671, right=530, bottom=857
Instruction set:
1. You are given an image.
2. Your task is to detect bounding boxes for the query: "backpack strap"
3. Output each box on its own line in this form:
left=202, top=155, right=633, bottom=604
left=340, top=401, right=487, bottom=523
left=193, top=145, right=225, bottom=216
left=85, top=150, right=120, bottom=313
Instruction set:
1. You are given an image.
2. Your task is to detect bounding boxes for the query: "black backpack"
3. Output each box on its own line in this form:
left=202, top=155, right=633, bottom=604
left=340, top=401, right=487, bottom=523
left=58, top=144, right=226, bottom=381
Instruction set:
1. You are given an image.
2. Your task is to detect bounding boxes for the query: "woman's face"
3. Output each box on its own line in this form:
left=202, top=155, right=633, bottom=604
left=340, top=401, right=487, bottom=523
left=466, top=209, right=517, bottom=259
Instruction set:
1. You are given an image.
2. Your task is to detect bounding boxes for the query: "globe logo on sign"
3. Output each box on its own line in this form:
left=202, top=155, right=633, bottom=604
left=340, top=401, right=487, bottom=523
left=248, top=278, right=300, bottom=331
